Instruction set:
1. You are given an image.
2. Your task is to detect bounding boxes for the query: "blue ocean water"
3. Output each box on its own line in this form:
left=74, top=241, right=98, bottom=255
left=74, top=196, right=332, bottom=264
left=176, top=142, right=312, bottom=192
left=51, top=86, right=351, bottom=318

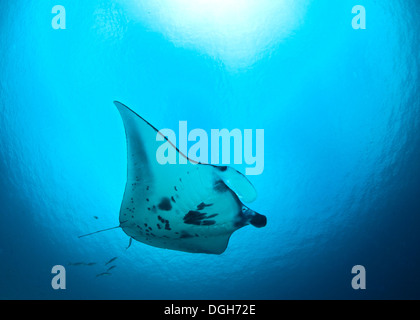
left=0, top=0, right=419, bottom=299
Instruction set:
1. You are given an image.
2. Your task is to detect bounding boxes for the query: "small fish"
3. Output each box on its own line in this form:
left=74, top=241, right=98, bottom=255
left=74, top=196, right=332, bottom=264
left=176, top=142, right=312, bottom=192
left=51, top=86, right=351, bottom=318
left=105, top=257, right=118, bottom=265
left=93, top=216, right=99, bottom=220
left=86, top=262, right=97, bottom=266
left=68, top=262, right=85, bottom=266
left=96, top=272, right=111, bottom=278
left=107, top=265, right=117, bottom=272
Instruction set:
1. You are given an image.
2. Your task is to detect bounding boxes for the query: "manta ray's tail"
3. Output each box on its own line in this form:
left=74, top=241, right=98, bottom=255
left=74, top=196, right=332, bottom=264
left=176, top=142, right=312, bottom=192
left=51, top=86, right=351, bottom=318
left=78, top=221, right=128, bottom=238
left=78, top=226, right=121, bottom=238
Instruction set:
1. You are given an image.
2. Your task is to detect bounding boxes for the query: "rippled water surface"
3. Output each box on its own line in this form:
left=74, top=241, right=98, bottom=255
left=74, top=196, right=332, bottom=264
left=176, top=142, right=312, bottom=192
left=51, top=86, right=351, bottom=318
left=0, top=0, right=419, bottom=299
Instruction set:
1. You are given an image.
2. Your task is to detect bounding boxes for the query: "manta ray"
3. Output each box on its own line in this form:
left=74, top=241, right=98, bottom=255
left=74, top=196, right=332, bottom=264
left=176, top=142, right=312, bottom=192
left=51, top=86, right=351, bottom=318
left=81, top=102, right=266, bottom=254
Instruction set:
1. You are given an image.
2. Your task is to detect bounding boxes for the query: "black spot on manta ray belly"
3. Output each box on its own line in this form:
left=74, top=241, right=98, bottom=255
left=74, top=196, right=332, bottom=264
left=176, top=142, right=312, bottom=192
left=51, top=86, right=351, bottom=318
left=157, top=216, right=171, bottom=230
left=165, top=221, right=171, bottom=231
left=158, top=197, right=172, bottom=211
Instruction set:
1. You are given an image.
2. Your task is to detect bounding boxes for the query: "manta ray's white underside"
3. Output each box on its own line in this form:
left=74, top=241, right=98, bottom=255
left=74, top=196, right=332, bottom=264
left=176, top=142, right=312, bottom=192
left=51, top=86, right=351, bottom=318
left=115, top=101, right=266, bottom=254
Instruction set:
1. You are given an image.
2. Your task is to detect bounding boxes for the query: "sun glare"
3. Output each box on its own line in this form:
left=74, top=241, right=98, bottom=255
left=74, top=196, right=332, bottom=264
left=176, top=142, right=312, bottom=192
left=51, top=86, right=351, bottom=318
left=127, top=0, right=308, bottom=69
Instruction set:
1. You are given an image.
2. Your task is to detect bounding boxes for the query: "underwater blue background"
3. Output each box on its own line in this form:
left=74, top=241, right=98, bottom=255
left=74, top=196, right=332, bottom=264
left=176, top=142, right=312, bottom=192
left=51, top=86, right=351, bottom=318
left=0, top=0, right=419, bottom=299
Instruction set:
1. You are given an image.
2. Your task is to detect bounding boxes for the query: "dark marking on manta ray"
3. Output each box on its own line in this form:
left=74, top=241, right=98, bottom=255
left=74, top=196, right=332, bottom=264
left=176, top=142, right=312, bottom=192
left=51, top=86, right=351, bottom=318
left=197, top=202, right=213, bottom=210
left=158, top=197, right=172, bottom=211
left=213, top=179, right=228, bottom=193
left=157, top=216, right=171, bottom=231
left=174, top=186, right=178, bottom=191
left=183, top=211, right=205, bottom=225
left=183, top=211, right=219, bottom=226
left=164, top=219, right=172, bottom=230
left=180, top=231, right=194, bottom=239
left=201, top=220, right=216, bottom=226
